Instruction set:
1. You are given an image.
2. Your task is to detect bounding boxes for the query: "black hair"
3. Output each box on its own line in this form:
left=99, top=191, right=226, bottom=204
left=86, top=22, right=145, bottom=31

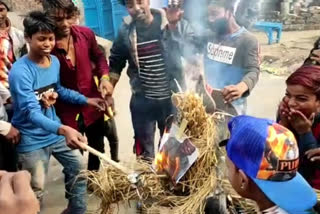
left=0, top=1, right=9, bottom=11
left=208, top=0, right=260, bottom=28
left=23, top=11, right=56, bottom=38
left=42, top=0, right=79, bottom=16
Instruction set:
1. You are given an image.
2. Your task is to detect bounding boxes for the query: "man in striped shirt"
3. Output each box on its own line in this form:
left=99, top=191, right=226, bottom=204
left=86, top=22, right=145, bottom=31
left=136, top=21, right=171, bottom=100
left=109, top=0, right=195, bottom=160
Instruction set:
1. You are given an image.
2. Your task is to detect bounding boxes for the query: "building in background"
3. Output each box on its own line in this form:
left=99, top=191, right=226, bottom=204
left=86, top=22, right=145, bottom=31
left=5, top=0, right=320, bottom=39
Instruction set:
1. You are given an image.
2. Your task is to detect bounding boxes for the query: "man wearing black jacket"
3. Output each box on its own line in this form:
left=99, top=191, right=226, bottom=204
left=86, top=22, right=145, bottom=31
left=109, top=0, right=195, bottom=160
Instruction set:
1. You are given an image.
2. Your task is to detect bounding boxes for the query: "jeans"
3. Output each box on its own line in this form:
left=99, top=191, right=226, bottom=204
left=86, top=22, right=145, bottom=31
left=130, top=94, right=173, bottom=159
left=104, top=118, right=119, bottom=144
left=17, top=139, right=87, bottom=214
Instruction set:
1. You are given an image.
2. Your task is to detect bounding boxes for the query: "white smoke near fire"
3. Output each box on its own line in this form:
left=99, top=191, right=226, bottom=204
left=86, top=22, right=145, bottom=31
left=182, top=0, right=263, bottom=92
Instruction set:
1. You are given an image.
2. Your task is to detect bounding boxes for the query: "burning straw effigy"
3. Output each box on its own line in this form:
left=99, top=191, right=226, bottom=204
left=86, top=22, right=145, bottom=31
left=86, top=92, right=258, bottom=214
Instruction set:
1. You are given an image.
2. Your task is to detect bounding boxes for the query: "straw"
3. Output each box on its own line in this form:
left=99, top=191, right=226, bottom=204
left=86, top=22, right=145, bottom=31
left=85, top=92, right=262, bottom=213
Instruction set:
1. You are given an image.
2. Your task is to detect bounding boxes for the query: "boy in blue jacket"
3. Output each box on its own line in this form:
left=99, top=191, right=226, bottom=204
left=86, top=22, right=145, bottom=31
left=9, top=11, right=104, bottom=214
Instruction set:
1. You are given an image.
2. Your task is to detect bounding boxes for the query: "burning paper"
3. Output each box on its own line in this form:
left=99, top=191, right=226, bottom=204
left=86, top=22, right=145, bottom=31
left=154, top=122, right=199, bottom=184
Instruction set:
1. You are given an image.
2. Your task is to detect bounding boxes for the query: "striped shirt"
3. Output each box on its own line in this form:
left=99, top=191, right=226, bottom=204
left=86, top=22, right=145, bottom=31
left=137, top=39, right=171, bottom=100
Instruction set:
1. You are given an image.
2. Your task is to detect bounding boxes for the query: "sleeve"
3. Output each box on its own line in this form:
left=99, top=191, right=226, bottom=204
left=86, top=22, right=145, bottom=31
left=241, top=36, right=261, bottom=96
left=54, top=58, right=88, bottom=105
left=108, top=26, right=129, bottom=81
left=180, top=21, right=199, bottom=58
left=0, top=82, right=10, bottom=103
left=0, top=120, right=11, bottom=136
left=163, top=20, right=198, bottom=91
left=164, top=19, right=198, bottom=59
left=56, top=83, right=88, bottom=105
left=298, top=132, right=318, bottom=154
left=9, top=66, right=62, bottom=134
left=88, top=29, right=110, bottom=78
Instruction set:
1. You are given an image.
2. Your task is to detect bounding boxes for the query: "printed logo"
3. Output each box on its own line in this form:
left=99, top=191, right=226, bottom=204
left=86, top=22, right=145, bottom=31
left=257, top=124, right=299, bottom=181
left=34, top=83, right=57, bottom=101
left=207, top=42, right=236, bottom=65
left=278, top=158, right=299, bottom=172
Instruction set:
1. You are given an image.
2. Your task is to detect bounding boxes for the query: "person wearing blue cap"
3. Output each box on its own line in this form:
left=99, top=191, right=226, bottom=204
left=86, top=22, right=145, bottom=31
left=221, top=115, right=317, bottom=213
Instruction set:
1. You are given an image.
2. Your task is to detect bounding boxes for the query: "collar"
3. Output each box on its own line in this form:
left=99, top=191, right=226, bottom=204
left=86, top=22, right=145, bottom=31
left=70, top=26, right=78, bottom=42
left=55, top=26, right=78, bottom=53
left=223, top=27, right=246, bottom=40
left=123, top=8, right=168, bottom=30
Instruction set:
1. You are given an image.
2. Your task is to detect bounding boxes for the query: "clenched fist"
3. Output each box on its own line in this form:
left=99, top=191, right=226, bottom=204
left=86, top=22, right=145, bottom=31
left=0, top=171, right=39, bottom=214
left=41, top=91, right=58, bottom=109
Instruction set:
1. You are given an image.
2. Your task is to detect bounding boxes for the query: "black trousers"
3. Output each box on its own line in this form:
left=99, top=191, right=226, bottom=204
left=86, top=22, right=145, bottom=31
left=130, top=94, right=173, bottom=159
left=0, top=135, right=17, bottom=172
left=79, top=116, right=105, bottom=171
left=104, top=118, right=119, bottom=146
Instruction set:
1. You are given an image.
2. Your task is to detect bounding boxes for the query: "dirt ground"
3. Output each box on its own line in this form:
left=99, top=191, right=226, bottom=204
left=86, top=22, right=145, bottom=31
left=255, top=30, right=318, bottom=75
left=7, top=11, right=320, bottom=214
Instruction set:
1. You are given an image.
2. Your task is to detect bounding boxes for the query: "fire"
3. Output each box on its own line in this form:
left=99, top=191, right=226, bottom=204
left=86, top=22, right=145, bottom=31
left=154, top=151, right=168, bottom=172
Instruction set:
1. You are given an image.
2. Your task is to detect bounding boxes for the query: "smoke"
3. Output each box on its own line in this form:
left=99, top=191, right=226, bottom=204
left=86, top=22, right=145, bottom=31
left=181, top=0, right=263, bottom=59
left=182, top=56, right=205, bottom=92
left=180, top=0, right=263, bottom=115
left=235, top=0, right=262, bottom=29
left=233, top=0, right=241, bottom=15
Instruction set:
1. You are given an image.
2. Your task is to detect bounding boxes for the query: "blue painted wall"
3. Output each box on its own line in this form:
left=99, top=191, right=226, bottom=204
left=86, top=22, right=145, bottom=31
left=83, top=0, right=127, bottom=40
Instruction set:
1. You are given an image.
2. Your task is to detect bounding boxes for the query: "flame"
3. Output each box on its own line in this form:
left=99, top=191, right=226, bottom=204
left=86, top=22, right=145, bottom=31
left=155, top=152, right=163, bottom=166
left=154, top=151, right=168, bottom=172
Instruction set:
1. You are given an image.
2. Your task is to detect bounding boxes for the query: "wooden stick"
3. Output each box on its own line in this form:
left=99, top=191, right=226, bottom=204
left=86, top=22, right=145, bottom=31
left=85, top=144, right=169, bottom=179
left=177, top=119, right=188, bottom=140
left=107, top=107, right=114, bottom=118
left=84, top=144, right=131, bottom=174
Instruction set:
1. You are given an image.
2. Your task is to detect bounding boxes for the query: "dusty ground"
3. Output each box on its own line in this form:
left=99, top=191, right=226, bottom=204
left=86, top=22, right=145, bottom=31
left=255, top=30, right=318, bottom=75
left=7, top=12, right=320, bottom=214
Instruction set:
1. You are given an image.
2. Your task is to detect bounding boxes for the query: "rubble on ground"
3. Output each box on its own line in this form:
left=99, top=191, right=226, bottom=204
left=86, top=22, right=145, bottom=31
left=261, top=6, right=320, bottom=31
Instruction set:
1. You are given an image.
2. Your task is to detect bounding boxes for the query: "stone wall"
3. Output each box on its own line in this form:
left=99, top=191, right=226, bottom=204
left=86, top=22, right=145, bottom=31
left=4, top=0, right=42, bottom=12
left=5, top=0, right=85, bottom=24
left=4, top=0, right=86, bottom=13
left=283, top=6, right=320, bottom=30
left=259, top=0, right=320, bottom=30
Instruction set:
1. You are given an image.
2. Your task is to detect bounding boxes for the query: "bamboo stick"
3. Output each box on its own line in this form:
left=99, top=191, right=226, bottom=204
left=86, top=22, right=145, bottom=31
left=84, top=144, right=131, bottom=174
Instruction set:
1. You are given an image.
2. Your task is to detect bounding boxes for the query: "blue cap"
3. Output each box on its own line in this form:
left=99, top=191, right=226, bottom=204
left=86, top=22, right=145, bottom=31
left=225, top=115, right=317, bottom=212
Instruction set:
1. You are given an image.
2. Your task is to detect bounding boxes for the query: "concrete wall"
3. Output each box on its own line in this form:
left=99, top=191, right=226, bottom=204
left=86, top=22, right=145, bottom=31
left=5, top=0, right=84, bottom=14
left=5, top=0, right=85, bottom=24
left=4, top=0, right=42, bottom=12
left=259, top=0, right=320, bottom=30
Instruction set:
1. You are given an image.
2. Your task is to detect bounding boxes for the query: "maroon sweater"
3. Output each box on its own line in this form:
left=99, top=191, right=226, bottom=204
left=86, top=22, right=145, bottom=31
left=52, top=26, right=109, bottom=129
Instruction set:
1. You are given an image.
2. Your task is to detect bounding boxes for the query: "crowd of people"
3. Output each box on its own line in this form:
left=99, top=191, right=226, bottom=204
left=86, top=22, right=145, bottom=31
left=0, top=0, right=320, bottom=213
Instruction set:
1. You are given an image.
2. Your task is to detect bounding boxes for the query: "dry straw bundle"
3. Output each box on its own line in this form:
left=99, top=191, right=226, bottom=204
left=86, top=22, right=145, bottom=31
left=86, top=92, right=254, bottom=214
